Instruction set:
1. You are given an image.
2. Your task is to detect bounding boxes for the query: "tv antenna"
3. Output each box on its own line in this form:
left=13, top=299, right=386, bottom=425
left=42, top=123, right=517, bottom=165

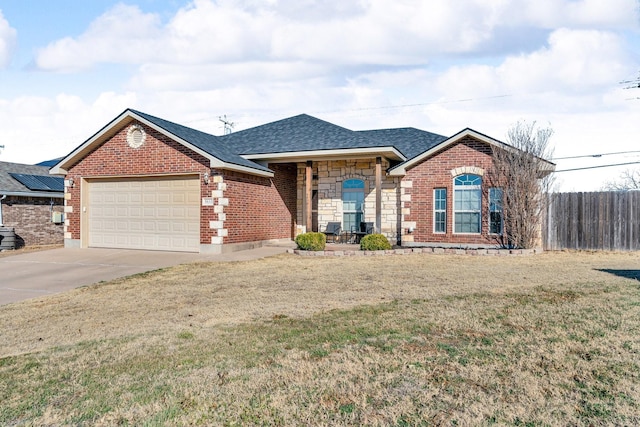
left=219, top=115, right=235, bottom=135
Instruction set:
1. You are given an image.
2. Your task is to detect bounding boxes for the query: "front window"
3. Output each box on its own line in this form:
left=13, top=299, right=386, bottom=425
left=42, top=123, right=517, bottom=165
left=434, top=188, right=446, bottom=233
left=454, top=174, right=481, bottom=233
left=342, top=179, right=364, bottom=232
left=489, top=188, right=503, bottom=234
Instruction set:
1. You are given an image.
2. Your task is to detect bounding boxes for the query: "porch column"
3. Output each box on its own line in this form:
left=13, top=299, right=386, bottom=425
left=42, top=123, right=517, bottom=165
left=305, top=160, right=312, bottom=232
left=375, top=156, right=382, bottom=233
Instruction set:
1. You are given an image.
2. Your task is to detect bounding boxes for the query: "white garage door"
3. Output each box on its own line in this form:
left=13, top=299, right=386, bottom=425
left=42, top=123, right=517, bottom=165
left=88, top=177, right=200, bottom=252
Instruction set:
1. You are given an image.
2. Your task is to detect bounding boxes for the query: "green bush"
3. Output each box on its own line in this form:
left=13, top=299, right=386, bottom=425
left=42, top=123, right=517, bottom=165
left=295, top=232, right=326, bottom=251
left=360, top=233, right=392, bottom=251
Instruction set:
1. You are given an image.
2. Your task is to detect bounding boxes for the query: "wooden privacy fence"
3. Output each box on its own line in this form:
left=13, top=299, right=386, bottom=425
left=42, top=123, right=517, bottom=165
left=544, top=191, right=640, bottom=251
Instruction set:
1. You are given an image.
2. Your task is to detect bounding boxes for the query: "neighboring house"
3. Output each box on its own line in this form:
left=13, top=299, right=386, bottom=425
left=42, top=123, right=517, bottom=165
left=0, top=161, right=65, bottom=247
left=50, top=109, right=555, bottom=253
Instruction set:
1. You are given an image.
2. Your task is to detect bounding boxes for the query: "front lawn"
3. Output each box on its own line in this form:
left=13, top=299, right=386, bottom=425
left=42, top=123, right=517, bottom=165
left=1, top=251, right=639, bottom=425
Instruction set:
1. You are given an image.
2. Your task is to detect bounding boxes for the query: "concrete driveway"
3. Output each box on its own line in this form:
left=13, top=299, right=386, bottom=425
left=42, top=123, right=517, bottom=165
left=0, top=245, right=292, bottom=306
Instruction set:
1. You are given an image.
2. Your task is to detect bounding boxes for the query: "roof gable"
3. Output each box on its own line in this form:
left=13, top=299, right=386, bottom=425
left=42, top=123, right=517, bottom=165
left=51, top=109, right=273, bottom=177
left=388, top=128, right=556, bottom=176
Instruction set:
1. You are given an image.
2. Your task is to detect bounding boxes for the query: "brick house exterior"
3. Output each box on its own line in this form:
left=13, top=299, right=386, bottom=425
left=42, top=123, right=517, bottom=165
left=51, top=109, right=554, bottom=253
left=0, top=161, right=64, bottom=247
left=401, top=136, right=497, bottom=246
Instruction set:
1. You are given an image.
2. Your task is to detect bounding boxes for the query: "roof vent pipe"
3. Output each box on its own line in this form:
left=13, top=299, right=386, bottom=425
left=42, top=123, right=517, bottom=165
left=0, top=194, right=6, bottom=226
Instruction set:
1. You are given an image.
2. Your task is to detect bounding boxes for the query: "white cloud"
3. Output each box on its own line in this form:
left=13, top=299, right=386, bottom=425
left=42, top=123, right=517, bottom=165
left=435, top=29, right=633, bottom=108
left=0, top=92, right=137, bottom=163
left=9, top=0, right=639, bottom=191
left=0, top=10, right=17, bottom=68
left=37, top=0, right=640, bottom=75
left=35, top=4, right=162, bottom=72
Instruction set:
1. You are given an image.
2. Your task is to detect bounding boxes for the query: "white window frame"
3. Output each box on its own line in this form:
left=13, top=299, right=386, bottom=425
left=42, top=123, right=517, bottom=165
left=453, top=174, right=482, bottom=234
left=433, top=188, right=446, bottom=233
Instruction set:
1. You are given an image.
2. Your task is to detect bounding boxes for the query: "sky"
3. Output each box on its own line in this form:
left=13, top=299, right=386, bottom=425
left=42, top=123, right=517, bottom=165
left=0, top=0, right=639, bottom=191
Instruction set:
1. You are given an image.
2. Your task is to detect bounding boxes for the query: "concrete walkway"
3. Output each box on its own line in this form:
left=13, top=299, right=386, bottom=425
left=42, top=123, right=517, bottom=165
left=0, top=244, right=295, bottom=306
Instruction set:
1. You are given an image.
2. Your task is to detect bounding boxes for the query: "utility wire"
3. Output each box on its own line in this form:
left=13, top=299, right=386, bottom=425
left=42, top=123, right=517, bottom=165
left=554, top=161, right=640, bottom=173
left=552, top=150, right=640, bottom=160
left=183, top=94, right=513, bottom=126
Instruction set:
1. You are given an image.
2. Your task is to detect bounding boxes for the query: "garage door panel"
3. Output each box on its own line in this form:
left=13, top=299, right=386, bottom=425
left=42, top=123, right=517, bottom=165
left=89, top=177, right=200, bottom=252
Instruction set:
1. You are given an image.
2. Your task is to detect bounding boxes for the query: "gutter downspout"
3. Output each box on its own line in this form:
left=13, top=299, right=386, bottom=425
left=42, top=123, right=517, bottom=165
left=0, top=194, right=6, bottom=226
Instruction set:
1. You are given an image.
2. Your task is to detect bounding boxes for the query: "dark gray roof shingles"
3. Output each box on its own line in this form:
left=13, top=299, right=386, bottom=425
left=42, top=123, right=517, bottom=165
left=220, top=114, right=400, bottom=155
left=357, top=128, right=448, bottom=160
left=130, top=109, right=271, bottom=173
left=0, top=161, right=62, bottom=193
left=122, top=110, right=450, bottom=171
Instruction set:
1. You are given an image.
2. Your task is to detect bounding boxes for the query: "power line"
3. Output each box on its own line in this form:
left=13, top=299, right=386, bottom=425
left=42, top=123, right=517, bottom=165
left=183, top=94, right=513, bottom=126
left=310, top=94, right=513, bottom=115
left=554, top=161, right=640, bottom=173
left=552, top=150, right=640, bottom=160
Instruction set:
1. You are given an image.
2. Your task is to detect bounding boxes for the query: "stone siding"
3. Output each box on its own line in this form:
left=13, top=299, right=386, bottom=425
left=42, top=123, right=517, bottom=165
left=296, top=158, right=401, bottom=242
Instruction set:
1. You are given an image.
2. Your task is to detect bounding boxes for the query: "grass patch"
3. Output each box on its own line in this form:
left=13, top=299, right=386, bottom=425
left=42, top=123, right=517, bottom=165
left=1, top=251, right=640, bottom=425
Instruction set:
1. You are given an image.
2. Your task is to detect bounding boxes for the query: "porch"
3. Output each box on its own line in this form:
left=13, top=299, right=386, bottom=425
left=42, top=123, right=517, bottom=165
left=293, top=157, right=406, bottom=244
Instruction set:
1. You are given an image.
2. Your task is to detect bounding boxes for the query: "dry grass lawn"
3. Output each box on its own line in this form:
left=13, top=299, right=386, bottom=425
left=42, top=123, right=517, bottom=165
left=1, top=250, right=639, bottom=425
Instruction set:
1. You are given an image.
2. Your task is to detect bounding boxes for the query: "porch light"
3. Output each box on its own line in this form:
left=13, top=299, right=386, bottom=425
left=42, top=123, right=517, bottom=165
left=203, top=172, right=210, bottom=185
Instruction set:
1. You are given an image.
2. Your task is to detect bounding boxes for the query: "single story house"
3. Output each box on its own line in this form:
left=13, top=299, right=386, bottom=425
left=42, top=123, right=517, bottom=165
left=50, top=109, right=555, bottom=253
left=0, top=161, right=65, bottom=248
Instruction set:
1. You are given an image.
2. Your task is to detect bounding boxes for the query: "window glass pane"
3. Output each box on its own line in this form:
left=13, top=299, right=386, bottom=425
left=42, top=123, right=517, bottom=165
left=343, top=179, right=364, bottom=189
left=489, top=187, right=503, bottom=234
left=454, top=174, right=482, bottom=186
left=454, top=189, right=481, bottom=211
left=455, top=212, right=480, bottom=233
left=435, top=212, right=446, bottom=233
left=490, top=212, right=503, bottom=234
left=342, top=191, right=364, bottom=211
left=454, top=175, right=482, bottom=234
left=490, top=188, right=503, bottom=211
left=434, top=188, right=447, bottom=233
left=343, top=179, right=364, bottom=231
left=343, top=212, right=363, bottom=232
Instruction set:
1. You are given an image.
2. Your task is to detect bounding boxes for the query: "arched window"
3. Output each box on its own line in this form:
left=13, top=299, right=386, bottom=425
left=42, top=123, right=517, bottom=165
left=342, top=179, right=364, bottom=232
left=454, top=174, right=481, bottom=233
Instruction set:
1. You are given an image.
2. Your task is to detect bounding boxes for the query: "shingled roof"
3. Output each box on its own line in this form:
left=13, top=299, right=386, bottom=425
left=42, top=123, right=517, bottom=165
left=130, top=110, right=271, bottom=173
left=357, top=128, right=448, bottom=161
left=53, top=108, right=519, bottom=178
left=221, top=114, right=396, bottom=155
left=0, top=161, right=64, bottom=197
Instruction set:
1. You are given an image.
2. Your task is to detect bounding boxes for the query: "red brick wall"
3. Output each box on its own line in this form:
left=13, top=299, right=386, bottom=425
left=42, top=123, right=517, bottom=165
left=2, top=196, right=64, bottom=247
left=404, top=137, right=497, bottom=245
left=66, top=122, right=214, bottom=243
left=222, top=163, right=297, bottom=244
left=66, top=121, right=297, bottom=247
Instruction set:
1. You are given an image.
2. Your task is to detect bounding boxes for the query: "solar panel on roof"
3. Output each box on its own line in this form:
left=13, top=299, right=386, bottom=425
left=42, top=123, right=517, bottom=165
left=32, top=175, right=64, bottom=191
left=9, top=173, right=64, bottom=192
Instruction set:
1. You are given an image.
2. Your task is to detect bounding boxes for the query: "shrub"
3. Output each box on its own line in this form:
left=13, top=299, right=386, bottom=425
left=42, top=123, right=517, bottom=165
left=360, top=233, right=391, bottom=251
left=295, top=232, right=326, bottom=251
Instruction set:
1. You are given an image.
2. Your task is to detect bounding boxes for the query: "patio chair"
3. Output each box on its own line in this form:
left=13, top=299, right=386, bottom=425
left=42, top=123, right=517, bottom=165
left=352, top=222, right=374, bottom=243
left=322, top=222, right=342, bottom=243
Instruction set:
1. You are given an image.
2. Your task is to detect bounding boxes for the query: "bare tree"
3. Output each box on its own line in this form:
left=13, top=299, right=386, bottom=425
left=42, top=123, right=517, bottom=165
left=602, top=169, right=640, bottom=191
left=488, top=121, right=555, bottom=249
